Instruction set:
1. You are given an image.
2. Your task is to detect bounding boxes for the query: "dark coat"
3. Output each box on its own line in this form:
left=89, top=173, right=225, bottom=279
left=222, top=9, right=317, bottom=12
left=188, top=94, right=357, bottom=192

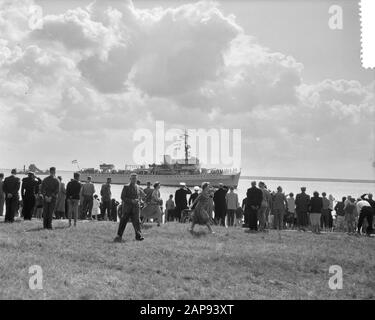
left=246, top=186, right=263, bottom=208
left=175, top=188, right=192, bottom=209
left=21, top=176, right=41, bottom=199
left=213, top=187, right=228, bottom=209
left=309, top=196, right=323, bottom=213
left=2, top=175, right=21, bottom=198
left=295, top=192, right=311, bottom=212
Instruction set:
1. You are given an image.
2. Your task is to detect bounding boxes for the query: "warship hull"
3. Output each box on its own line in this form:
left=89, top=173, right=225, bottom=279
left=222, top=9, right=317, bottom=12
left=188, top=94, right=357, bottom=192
left=79, top=172, right=241, bottom=188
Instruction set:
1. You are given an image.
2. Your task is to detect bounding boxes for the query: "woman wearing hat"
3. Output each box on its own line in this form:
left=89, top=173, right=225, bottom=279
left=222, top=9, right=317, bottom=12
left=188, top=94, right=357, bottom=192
left=140, top=182, right=162, bottom=226
left=189, top=182, right=214, bottom=234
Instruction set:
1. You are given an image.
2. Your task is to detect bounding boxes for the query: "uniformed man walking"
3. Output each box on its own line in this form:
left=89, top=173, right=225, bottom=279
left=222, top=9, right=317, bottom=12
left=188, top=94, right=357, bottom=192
left=114, top=173, right=144, bottom=242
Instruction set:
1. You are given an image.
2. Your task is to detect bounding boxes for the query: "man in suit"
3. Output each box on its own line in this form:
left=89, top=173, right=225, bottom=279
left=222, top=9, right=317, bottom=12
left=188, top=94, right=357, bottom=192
left=114, top=173, right=144, bottom=242
left=174, top=182, right=192, bottom=222
left=213, top=183, right=228, bottom=226
left=41, top=167, right=60, bottom=229
left=0, top=173, right=4, bottom=217
left=2, top=169, right=21, bottom=223
left=246, top=181, right=263, bottom=231
left=21, top=172, right=41, bottom=220
left=295, top=187, right=310, bottom=231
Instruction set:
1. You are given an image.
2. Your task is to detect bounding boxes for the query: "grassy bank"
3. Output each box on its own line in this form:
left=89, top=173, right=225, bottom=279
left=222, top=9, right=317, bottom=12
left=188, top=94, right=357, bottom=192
left=0, top=219, right=374, bottom=300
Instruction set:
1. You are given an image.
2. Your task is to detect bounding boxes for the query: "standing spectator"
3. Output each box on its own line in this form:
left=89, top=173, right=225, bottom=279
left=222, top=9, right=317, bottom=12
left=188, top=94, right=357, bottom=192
left=308, top=191, right=323, bottom=234
left=334, top=197, right=346, bottom=232
left=0, top=173, right=4, bottom=217
left=242, top=197, right=248, bottom=227
left=344, top=197, right=356, bottom=234
left=143, top=182, right=153, bottom=205
left=272, top=186, right=287, bottom=230
left=258, top=182, right=272, bottom=231
left=55, top=176, right=66, bottom=219
left=35, top=185, right=44, bottom=219
left=246, top=181, right=263, bottom=232
left=328, top=194, right=335, bottom=230
left=21, top=172, right=40, bottom=220
left=356, top=198, right=374, bottom=236
left=189, top=186, right=200, bottom=210
left=174, top=183, right=192, bottom=222
left=286, top=192, right=296, bottom=229
left=165, top=194, right=175, bottom=222
left=2, top=169, right=20, bottom=223
left=110, top=198, right=120, bottom=222
left=100, top=177, right=112, bottom=220
left=295, top=187, right=310, bottom=231
left=41, top=167, right=59, bottom=229
left=225, top=186, right=239, bottom=227
left=66, top=173, right=82, bottom=227
left=321, top=192, right=331, bottom=231
left=81, top=176, right=95, bottom=220
left=213, top=183, right=228, bottom=226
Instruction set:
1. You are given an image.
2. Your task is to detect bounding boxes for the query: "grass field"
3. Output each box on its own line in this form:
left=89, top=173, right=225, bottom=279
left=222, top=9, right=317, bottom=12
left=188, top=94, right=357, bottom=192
left=0, top=219, right=374, bottom=300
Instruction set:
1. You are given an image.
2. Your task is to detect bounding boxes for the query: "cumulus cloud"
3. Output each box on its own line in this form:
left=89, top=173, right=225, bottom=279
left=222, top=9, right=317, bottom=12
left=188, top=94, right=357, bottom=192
left=0, top=0, right=373, bottom=177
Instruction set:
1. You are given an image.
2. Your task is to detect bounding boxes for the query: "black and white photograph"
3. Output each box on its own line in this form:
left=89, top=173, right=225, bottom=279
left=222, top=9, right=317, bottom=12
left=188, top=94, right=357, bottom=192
left=0, top=0, right=374, bottom=306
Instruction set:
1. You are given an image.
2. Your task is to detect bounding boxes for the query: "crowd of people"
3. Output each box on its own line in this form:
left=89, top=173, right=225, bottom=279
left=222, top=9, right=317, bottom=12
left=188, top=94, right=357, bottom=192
left=0, top=168, right=374, bottom=241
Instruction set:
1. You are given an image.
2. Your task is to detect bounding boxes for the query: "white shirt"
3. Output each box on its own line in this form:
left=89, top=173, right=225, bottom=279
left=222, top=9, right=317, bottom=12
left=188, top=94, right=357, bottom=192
left=356, top=200, right=370, bottom=213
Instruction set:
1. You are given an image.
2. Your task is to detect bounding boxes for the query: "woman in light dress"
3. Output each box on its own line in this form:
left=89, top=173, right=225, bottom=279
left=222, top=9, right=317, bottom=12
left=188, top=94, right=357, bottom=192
left=189, top=182, right=214, bottom=234
left=55, top=176, right=66, bottom=219
left=140, top=182, right=162, bottom=226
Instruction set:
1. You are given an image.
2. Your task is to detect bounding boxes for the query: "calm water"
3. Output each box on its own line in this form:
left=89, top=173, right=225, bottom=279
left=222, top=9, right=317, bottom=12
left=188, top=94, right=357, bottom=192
left=1, top=169, right=374, bottom=204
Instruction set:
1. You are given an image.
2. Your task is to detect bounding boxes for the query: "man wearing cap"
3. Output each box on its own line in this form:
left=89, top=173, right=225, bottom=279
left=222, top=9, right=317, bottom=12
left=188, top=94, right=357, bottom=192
left=114, top=173, right=144, bottom=242
left=21, top=171, right=41, bottom=220
left=2, top=169, right=21, bottom=223
left=81, top=176, right=95, bottom=219
left=174, top=182, right=192, bottom=222
left=41, top=167, right=60, bottom=229
left=213, top=183, right=228, bottom=226
left=295, top=187, right=310, bottom=231
left=189, top=186, right=200, bottom=210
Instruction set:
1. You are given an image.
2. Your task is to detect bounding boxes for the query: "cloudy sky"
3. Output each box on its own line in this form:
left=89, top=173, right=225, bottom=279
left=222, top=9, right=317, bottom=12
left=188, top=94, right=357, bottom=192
left=0, top=0, right=374, bottom=178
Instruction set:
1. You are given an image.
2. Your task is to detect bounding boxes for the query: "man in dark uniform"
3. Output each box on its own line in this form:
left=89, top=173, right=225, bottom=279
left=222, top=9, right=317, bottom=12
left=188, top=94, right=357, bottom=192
left=2, top=169, right=21, bottom=223
left=174, top=182, right=192, bottom=222
left=188, top=186, right=200, bottom=210
left=21, top=171, right=41, bottom=220
left=295, top=187, right=310, bottom=231
left=213, top=183, right=228, bottom=226
left=114, top=173, right=144, bottom=242
left=41, top=167, right=60, bottom=229
left=246, top=181, right=263, bottom=231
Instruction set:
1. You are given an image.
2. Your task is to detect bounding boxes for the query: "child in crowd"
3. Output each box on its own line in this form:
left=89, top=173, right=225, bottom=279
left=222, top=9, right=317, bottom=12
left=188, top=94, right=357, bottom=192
left=35, top=189, right=44, bottom=219
left=91, top=194, right=100, bottom=220
left=111, top=199, right=119, bottom=222
left=165, top=194, right=175, bottom=223
left=234, top=206, right=243, bottom=227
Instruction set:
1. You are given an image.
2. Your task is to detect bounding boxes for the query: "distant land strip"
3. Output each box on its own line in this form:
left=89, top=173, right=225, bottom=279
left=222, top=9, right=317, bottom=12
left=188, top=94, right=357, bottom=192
left=241, top=176, right=375, bottom=184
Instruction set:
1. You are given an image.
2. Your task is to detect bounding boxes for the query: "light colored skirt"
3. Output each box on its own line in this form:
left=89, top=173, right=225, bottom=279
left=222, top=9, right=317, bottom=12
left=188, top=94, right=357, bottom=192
left=141, top=204, right=162, bottom=220
left=310, top=213, right=321, bottom=226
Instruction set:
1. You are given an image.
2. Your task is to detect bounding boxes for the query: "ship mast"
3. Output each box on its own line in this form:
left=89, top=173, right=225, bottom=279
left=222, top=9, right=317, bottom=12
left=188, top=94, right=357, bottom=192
left=184, top=130, right=189, bottom=165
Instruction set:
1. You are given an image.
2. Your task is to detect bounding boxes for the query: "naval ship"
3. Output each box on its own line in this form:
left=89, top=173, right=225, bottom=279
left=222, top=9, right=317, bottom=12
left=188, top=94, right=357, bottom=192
left=78, top=133, right=241, bottom=188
